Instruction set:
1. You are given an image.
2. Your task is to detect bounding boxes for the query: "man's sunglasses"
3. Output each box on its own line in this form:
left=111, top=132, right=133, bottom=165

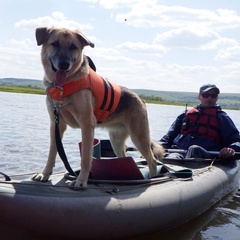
left=201, top=93, right=218, bottom=98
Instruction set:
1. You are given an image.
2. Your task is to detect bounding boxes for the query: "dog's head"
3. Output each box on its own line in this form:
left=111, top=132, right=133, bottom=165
left=36, top=27, right=94, bottom=85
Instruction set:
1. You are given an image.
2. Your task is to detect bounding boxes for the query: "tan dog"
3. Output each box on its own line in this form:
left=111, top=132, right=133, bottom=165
left=32, top=27, right=164, bottom=189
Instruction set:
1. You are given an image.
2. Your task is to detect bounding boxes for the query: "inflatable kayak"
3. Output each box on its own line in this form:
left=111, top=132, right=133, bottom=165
left=0, top=154, right=239, bottom=239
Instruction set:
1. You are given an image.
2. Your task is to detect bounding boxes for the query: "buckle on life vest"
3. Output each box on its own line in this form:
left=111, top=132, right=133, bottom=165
left=46, top=83, right=64, bottom=109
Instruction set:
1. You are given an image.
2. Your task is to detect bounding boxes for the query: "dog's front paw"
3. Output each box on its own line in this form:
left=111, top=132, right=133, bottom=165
left=69, top=179, right=88, bottom=190
left=68, top=169, right=89, bottom=190
left=32, top=173, right=50, bottom=182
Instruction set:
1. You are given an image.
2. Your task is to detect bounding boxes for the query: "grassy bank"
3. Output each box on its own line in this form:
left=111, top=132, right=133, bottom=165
left=0, top=85, right=45, bottom=95
left=0, top=85, right=179, bottom=105
left=145, top=99, right=185, bottom=106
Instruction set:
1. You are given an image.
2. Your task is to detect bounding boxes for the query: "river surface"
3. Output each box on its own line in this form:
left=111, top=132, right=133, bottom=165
left=0, top=92, right=240, bottom=240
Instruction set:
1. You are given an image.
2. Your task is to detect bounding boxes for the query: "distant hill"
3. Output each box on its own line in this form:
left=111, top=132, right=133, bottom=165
left=1, top=78, right=240, bottom=109
left=132, top=89, right=240, bottom=109
left=0, top=78, right=43, bottom=89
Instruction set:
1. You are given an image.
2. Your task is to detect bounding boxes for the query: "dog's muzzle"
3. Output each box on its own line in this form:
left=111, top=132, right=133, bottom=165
left=49, top=59, right=70, bottom=85
left=50, top=58, right=71, bottom=72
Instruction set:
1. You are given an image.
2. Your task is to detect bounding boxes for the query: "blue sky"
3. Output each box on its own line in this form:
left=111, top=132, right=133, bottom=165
left=1, top=0, right=240, bottom=93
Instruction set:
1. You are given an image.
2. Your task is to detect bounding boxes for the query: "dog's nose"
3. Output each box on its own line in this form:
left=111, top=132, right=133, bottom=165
left=58, top=60, right=70, bottom=71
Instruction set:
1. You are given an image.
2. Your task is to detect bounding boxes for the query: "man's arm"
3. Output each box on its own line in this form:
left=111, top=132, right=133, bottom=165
left=159, top=113, right=185, bottom=149
left=218, top=112, right=240, bottom=157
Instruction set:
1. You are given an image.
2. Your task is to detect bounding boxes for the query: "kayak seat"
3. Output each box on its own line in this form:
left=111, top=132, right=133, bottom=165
left=91, top=157, right=144, bottom=180
left=81, top=139, right=171, bottom=180
left=91, top=158, right=170, bottom=180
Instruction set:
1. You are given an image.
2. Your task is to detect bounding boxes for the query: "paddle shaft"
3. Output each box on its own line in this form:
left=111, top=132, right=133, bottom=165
left=166, top=149, right=240, bottom=156
left=126, top=146, right=240, bottom=157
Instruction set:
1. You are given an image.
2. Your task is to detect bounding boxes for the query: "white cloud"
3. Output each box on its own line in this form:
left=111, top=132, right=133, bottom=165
left=116, top=41, right=169, bottom=55
left=81, top=0, right=157, bottom=9
left=0, top=46, right=42, bottom=79
left=154, top=28, right=238, bottom=50
left=15, top=11, right=93, bottom=31
left=154, top=28, right=213, bottom=48
left=201, top=37, right=238, bottom=50
left=124, top=5, right=240, bottom=28
left=8, top=38, right=35, bottom=50
left=216, top=46, right=240, bottom=61
left=167, top=64, right=217, bottom=74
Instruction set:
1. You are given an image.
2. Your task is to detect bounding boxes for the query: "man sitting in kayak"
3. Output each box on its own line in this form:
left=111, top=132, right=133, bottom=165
left=159, top=84, right=240, bottom=160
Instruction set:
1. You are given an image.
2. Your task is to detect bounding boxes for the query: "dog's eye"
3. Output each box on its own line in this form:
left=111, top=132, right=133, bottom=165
left=69, top=43, right=78, bottom=50
left=51, top=41, right=60, bottom=48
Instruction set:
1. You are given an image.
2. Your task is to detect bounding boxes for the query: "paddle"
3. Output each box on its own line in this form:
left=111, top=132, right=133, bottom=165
left=100, top=139, right=240, bottom=160
left=166, top=149, right=240, bottom=157
left=124, top=144, right=240, bottom=158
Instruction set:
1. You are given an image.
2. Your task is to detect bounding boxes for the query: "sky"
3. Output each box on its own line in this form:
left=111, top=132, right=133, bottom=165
left=1, top=0, right=240, bottom=93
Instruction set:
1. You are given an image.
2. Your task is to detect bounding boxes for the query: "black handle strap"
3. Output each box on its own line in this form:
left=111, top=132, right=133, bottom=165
left=0, top=172, right=11, bottom=181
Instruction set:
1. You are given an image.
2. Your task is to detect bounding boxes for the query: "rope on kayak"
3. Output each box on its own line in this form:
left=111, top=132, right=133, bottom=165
left=0, top=172, right=11, bottom=181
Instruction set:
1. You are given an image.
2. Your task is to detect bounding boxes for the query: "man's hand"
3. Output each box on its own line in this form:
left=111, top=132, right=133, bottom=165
left=219, top=147, right=235, bottom=159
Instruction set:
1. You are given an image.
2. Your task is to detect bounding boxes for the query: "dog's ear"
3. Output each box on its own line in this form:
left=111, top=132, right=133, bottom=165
left=35, top=27, right=52, bottom=46
left=76, top=31, right=95, bottom=48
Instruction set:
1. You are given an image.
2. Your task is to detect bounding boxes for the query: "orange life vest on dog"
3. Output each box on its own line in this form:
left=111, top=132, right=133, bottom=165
left=48, top=68, right=121, bottom=123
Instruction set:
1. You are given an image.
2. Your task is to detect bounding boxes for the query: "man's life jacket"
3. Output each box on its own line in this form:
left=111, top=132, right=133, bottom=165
left=48, top=68, right=121, bottom=123
left=180, top=107, right=221, bottom=142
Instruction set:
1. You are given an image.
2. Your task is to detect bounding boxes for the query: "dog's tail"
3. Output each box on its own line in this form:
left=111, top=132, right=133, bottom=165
left=151, top=141, right=165, bottom=160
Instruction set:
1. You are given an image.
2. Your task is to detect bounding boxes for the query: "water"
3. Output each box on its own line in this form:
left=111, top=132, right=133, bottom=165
left=0, top=92, right=239, bottom=239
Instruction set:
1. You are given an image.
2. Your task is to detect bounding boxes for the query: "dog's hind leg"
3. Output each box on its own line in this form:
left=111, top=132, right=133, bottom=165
left=108, top=125, right=129, bottom=158
left=128, top=115, right=162, bottom=177
left=131, top=134, right=158, bottom=177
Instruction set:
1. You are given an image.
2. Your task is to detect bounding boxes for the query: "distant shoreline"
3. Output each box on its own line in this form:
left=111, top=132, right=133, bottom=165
left=0, top=85, right=239, bottom=109
left=1, top=78, right=240, bottom=110
left=0, top=85, right=183, bottom=106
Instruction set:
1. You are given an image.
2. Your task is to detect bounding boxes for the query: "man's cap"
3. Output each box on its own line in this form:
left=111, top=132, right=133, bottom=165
left=199, top=84, right=220, bottom=94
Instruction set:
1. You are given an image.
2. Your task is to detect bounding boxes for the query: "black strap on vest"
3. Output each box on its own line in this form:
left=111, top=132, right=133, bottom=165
left=99, top=78, right=115, bottom=111
left=54, top=109, right=77, bottom=177
left=97, top=78, right=115, bottom=124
